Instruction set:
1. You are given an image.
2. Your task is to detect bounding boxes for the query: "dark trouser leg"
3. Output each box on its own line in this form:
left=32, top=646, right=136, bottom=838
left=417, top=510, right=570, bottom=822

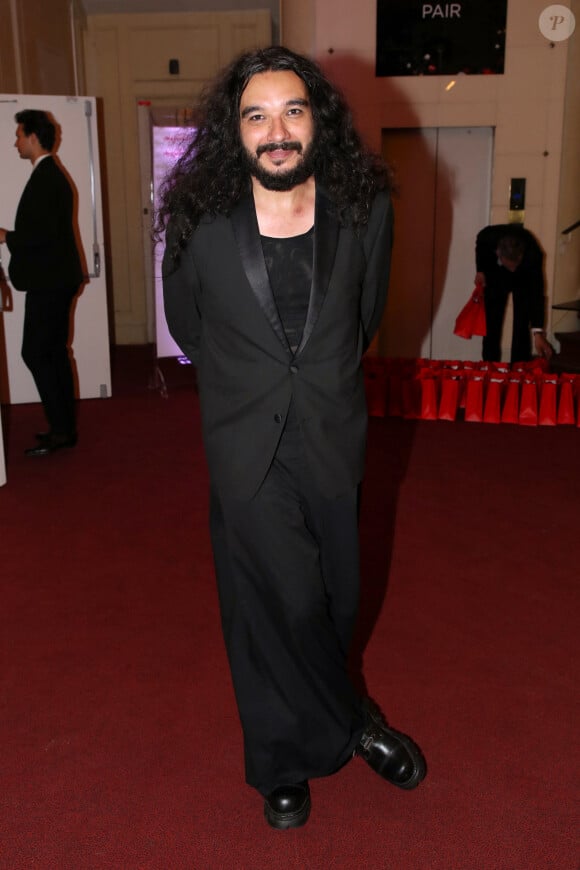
left=21, top=289, right=77, bottom=435
left=510, top=286, right=532, bottom=363
left=482, top=286, right=508, bottom=362
left=210, top=427, right=365, bottom=796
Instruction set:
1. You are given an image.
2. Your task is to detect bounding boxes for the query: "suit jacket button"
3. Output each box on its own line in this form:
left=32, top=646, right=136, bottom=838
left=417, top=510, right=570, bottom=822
left=289, top=365, right=298, bottom=374
left=274, top=413, right=282, bottom=424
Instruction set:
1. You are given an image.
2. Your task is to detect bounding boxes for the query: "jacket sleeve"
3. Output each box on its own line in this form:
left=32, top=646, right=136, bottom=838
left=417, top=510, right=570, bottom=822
left=6, top=163, right=72, bottom=255
left=360, top=191, right=393, bottom=349
left=162, top=223, right=202, bottom=365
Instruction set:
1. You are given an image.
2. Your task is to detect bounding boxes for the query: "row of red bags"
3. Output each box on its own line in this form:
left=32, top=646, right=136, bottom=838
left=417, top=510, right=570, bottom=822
left=363, top=357, right=580, bottom=426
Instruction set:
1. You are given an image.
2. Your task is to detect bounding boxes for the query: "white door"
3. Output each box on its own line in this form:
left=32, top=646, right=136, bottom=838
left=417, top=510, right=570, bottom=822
left=376, top=127, right=493, bottom=361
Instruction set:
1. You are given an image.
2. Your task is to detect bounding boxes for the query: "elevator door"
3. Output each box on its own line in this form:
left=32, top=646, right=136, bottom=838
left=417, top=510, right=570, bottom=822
left=377, top=127, right=493, bottom=361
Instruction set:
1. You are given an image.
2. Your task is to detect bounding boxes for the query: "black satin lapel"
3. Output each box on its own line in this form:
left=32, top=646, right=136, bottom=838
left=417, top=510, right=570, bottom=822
left=296, top=188, right=339, bottom=355
left=231, top=195, right=289, bottom=351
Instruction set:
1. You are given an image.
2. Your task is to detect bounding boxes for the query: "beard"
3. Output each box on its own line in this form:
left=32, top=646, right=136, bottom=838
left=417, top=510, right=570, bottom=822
left=242, top=139, right=318, bottom=191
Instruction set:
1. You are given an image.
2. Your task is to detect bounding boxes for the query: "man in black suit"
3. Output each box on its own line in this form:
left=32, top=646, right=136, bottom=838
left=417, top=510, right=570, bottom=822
left=0, top=109, right=83, bottom=455
left=160, top=46, right=425, bottom=829
left=475, top=224, right=553, bottom=363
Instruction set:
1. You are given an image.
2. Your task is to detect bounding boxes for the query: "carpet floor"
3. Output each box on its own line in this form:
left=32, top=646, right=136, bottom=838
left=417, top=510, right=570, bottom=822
left=1, top=348, right=577, bottom=869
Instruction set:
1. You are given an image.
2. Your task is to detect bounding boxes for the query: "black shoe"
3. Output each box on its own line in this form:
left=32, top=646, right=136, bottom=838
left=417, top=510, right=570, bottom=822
left=25, top=433, right=77, bottom=457
left=264, top=782, right=311, bottom=830
left=35, top=431, right=52, bottom=442
left=355, top=698, right=426, bottom=790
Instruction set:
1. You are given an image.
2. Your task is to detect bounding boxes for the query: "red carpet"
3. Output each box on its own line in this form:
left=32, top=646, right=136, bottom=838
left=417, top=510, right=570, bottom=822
left=0, top=347, right=577, bottom=869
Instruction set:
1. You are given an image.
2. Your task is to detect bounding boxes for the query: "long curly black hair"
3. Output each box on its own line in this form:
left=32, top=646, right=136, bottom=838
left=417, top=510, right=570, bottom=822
left=156, top=45, right=391, bottom=261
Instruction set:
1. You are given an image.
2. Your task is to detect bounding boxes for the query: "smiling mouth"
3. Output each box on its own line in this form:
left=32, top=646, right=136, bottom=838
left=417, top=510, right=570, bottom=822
left=256, top=141, right=302, bottom=157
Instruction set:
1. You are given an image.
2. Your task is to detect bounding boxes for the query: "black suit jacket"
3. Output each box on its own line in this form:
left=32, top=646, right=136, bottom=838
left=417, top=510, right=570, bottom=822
left=6, top=155, right=83, bottom=294
left=163, top=187, right=393, bottom=500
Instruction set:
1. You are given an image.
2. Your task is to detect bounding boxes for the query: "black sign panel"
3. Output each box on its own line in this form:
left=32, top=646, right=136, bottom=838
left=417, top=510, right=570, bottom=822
left=376, top=1, right=507, bottom=77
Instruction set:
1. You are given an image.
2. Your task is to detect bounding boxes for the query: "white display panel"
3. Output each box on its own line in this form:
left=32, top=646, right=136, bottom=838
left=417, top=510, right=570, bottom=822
left=0, top=95, right=111, bottom=403
left=152, top=125, right=196, bottom=359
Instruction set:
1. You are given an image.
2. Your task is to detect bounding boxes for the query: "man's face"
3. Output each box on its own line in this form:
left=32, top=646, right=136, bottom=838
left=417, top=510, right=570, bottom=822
left=498, top=253, right=523, bottom=273
left=239, top=70, right=316, bottom=191
left=14, top=125, right=36, bottom=160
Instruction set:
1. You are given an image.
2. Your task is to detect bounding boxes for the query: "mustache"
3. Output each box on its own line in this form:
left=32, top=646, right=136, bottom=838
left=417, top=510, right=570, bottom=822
left=256, top=141, right=303, bottom=157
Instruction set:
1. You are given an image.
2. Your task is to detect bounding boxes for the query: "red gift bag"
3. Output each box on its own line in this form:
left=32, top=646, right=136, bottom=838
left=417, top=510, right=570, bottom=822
left=519, top=378, right=538, bottom=426
left=438, top=371, right=462, bottom=421
left=453, top=287, right=487, bottom=339
left=524, top=358, right=549, bottom=376
left=538, top=374, right=558, bottom=426
left=402, top=374, right=422, bottom=419
left=387, top=373, right=403, bottom=417
left=419, top=370, right=439, bottom=420
left=501, top=373, right=522, bottom=424
left=557, top=375, right=576, bottom=425
left=464, top=373, right=486, bottom=422
left=483, top=374, right=507, bottom=423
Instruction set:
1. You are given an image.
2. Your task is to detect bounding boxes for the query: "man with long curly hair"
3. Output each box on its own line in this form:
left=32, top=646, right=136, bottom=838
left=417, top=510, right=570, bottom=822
left=160, top=46, right=425, bottom=829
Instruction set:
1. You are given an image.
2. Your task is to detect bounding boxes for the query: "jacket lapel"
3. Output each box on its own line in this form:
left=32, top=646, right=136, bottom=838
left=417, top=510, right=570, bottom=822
left=230, top=186, right=340, bottom=357
left=231, top=193, right=290, bottom=352
left=295, top=187, right=339, bottom=355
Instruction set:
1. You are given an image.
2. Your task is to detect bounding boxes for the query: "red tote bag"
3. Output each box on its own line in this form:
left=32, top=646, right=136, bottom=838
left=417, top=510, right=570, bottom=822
left=454, top=286, right=487, bottom=339
left=557, top=375, right=577, bottom=425
left=438, top=371, right=462, bottom=421
left=538, top=374, right=559, bottom=426
left=501, top=373, right=522, bottom=424
left=519, top=378, right=539, bottom=426
left=464, top=372, right=486, bottom=422
left=483, top=373, right=507, bottom=424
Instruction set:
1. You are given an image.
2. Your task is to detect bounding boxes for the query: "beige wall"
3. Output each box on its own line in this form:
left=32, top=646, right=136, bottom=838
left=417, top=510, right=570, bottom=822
left=279, top=0, right=315, bottom=58
left=0, top=0, right=85, bottom=95
left=0, top=0, right=19, bottom=93
left=281, top=0, right=580, bottom=339
left=553, top=0, right=580, bottom=334
left=84, top=10, right=271, bottom=345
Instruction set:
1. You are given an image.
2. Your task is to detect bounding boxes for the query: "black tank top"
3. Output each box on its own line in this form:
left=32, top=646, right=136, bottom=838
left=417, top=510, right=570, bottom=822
left=261, top=227, right=314, bottom=355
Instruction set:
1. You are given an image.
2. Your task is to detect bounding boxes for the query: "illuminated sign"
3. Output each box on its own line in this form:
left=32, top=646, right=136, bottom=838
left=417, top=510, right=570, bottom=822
left=376, top=0, right=507, bottom=76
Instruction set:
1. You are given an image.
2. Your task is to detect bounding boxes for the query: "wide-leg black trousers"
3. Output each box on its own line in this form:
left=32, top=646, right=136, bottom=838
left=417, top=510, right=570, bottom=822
left=209, top=423, right=365, bottom=796
left=482, top=284, right=532, bottom=363
left=21, top=288, right=77, bottom=436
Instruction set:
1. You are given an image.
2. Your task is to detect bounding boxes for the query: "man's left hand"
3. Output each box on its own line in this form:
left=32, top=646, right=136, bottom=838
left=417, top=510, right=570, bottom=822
left=533, top=332, right=553, bottom=360
left=0, top=228, right=7, bottom=244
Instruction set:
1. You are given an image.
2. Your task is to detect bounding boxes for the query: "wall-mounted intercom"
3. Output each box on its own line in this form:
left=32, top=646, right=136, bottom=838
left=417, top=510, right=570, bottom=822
left=508, top=177, right=526, bottom=224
